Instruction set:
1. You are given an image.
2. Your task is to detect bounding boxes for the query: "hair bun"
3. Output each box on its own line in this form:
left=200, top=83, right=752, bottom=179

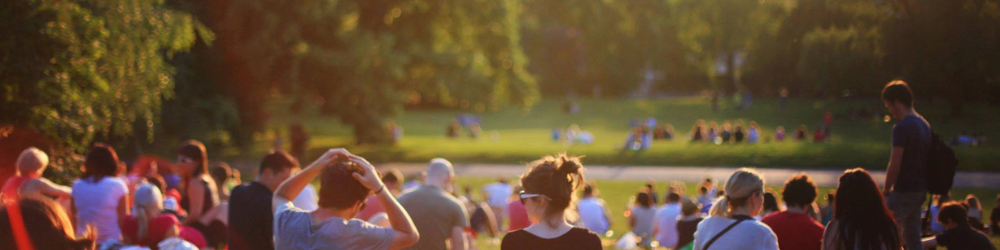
left=557, top=156, right=582, bottom=175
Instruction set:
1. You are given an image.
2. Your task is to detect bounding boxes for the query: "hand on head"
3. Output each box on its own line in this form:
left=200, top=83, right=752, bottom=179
left=348, top=155, right=383, bottom=191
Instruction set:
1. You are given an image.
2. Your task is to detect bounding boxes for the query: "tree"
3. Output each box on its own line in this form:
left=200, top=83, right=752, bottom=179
left=1, top=0, right=201, bottom=152
left=218, top=0, right=538, bottom=144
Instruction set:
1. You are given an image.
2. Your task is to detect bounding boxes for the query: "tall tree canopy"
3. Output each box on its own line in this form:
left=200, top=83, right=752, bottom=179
left=1, top=0, right=203, bottom=151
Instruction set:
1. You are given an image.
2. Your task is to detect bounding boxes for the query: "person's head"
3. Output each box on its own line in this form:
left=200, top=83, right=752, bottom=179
left=763, top=191, right=779, bottom=213
left=635, top=192, right=652, bottom=208
left=257, top=150, right=300, bottom=191
left=881, top=80, right=914, bottom=119
left=424, top=158, right=455, bottom=189
left=381, top=168, right=404, bottom=194
left=667, top=192, right=681, bottom=204
left=0, top=198, right=95, bottom=250
left=583, top=183, right=597, bottom=197
left=519, top=154, right=585, bottom=227
left=781, top=173, right=818, bottom=209
left=709, top=168, right=765, bottom=217
left=964, top=194, right=981, bottom=211
left=82, top=143, right=120, bottom=182
left=681, top=197, right=700, bottom=216
left=16, top=147, right=49, bottom=177
left=832, top=168, right=900, bottom=250
left=133, top=183, right=165, bottom=241
left=937, top=201, right=969, bottom=229
left=317, top=160, right=371, bottom=216
left=699, top=186, right=708, bottom=195
left=209, top=162, right=232, bottom=187
left=177, top=140, right=208, bottom=177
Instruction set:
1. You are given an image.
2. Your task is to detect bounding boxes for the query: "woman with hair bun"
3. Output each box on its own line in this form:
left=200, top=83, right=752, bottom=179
left=692, top=168, right=778, bottom=250
left=501, top=154, right=602, bottom=250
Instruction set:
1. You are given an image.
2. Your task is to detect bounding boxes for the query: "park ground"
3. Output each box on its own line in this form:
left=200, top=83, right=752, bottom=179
left=231, top=97, right=1000, bottom=249
left=233, top=97, right=999, bottom=172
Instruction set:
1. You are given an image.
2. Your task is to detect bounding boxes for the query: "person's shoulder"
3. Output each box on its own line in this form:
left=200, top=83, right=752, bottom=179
left=748, top=219, right=777, bottom=234
left=569, top=227, right=601, bottom=238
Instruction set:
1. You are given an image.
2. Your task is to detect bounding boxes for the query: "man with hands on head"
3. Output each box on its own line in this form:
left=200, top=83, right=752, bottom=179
left=272, top=149, right=420, bottom=250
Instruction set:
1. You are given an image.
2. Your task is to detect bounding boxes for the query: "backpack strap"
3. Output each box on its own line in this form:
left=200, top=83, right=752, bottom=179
left=703, top=216, right=751, bottom=250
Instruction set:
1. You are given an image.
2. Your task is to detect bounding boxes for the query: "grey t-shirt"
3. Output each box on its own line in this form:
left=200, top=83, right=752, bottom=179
left=397, top=185, right=469, bottom=250
left=892, top=114, right=931, bottom=192
left=273, top=202, right=395, bottom=250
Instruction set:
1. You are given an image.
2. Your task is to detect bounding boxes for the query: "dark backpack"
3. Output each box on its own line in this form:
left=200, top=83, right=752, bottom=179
left=925, top=132, right=958, bottom=195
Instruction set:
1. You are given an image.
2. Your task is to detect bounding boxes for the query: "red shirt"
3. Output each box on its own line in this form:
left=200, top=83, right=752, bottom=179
left=762, top=211, right=824, bottom=250
left=1, top=176, right=28, bottom=202
left=357, top=194, right=384, bottom=221
left=121, top=213, right=207, bottom=249
left=507, top=200, right=530, bottom=231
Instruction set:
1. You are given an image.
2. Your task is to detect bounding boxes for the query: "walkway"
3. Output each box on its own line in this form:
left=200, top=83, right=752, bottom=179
left=377, top=163, right=1000, bottom=189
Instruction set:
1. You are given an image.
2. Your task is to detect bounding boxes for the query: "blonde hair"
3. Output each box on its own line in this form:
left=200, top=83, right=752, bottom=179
left=16, top=147, right=49, bottom=175
left=133, top=183, right=164, bottom=241
left=709, top=168, right=765, bottom=217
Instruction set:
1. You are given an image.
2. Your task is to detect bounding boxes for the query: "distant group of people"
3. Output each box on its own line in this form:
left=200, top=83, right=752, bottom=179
left=553, top=125, right=595, bottom=145
left=951, top=131, right=988, bottom=147
left=622, top=117, right=676, bottom=150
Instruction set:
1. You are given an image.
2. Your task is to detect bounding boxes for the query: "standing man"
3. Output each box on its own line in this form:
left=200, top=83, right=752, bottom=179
left=482, top=177, right=511, bottom=230
left=228, top=150, right=300, bottom=250
left=881, top=80, right=931, bottom=250
left=398, top=158, right=469, bottom=250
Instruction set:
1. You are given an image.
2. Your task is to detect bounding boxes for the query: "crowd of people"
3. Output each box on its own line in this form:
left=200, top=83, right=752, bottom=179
left=0, top=82, right=997, bottom=250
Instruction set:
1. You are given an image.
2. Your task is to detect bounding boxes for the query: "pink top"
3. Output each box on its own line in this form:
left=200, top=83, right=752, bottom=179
left=357, top=194, right=384, bottom=221
left=507, top=200, right=530, bottom=231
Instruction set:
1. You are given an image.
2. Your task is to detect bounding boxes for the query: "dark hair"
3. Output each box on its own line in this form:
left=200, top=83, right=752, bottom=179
left=381, top=168, right=403, bottom=184
left=0, top=198, right=95, bottom=250
left=209, top=162, right=232, bottom=185
left=699, top=186, right=708, bottom=194
left=667, top=192, right=681, bottom=203
left=82, top=143, right=119, bottom=183
left=763, top=191, right=779, bottom=213
left=520, top=154, right=585, bottom=228
left=583, top=183, right=596, bottom=197
left=781, top=173, right=818, bottom=207
left=318, top=161, right=370, bottom=209
left=178, top=140, right=208, bottom=177
left=636, top=192, right=652, bottom=208
left=881, top=80, right=914, bottom=108
left=825, top=191, right=835, bottom=201
left=937, top=201, right=969, bottom=225
left=259, top=150, right=299, bottom=175
left=832, top=168, right=900, bottom=250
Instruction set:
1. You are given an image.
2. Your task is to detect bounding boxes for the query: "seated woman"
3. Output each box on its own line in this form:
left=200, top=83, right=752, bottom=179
left=122, top=183, right=207, bottom=249
left=0, top=197, right=95, bottom=250
left=501, top=154, right=601, bottom=250
left=692, top=168, right=778, bottom=249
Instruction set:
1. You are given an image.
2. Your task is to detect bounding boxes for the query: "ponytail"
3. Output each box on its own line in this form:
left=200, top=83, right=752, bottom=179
left=709, top=168, right=764, bottom=217
left=136, top=207, right=149, bottom=242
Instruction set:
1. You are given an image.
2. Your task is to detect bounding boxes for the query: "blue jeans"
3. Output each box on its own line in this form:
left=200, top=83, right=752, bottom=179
left=886, top=191, right=926, bottom=250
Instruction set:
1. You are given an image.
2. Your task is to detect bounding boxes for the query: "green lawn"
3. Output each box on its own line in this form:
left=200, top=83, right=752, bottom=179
left=450, top=177, right=1000, bottom=250
left=237, top=97, right=1000, bottom=172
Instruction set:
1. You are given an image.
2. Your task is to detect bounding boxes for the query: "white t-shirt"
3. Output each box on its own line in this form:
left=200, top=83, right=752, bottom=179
left=655, top=203, right=683, bottom=247
left=482, top=183, right=511, bottom=207
left=693, top=216, right=778, bottom=250
left=292, top=184, right=319, bottom=211
left=577, top=197, right=610, bottom=234
left=72, top=177, right=128, bottom=242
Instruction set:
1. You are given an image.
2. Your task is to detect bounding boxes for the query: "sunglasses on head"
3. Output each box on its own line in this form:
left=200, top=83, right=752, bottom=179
left=519, top=190, right=552, bottom=205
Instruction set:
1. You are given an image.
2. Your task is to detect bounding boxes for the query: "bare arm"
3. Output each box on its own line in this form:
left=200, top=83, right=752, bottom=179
left=479, top=202, right=499, bottom=237
left=602, top=200, right=615, bottom=229
left=883, top=146, right=905, bottom=196
left=183, top=178, right=206, bottom=224
left=33, top=178, right=72, bottom=198
left=272, top=149, right=347, bottom=213
left=450, top=226, right=468, bottom=250
left=349, top=156, right=420, bottom=250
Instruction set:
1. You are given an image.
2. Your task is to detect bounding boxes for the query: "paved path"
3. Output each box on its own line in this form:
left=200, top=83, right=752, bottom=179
left=377, top=163, right=1000, bottom=189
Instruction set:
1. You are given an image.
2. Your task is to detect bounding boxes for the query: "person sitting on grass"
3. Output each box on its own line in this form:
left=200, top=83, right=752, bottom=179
left=1, top=147, right=72, bottom=202
left=762, top=174, right=824, bottom=250
left=692, top=168, right=778, bottom=249
left=501, top=154, right=601, bottom=250
left=577, top=183, right=613, bottom=236
left=674, top=197, right=703, bottom=250
left=921, top=201, right=997, bottom=250
left=629, top=192, right=657, bottom=248
left=822, top=168, right=901, bottom=250
left=0, top=197, right=96, bottom=250
left=272, top=149, right=420, bottom=250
